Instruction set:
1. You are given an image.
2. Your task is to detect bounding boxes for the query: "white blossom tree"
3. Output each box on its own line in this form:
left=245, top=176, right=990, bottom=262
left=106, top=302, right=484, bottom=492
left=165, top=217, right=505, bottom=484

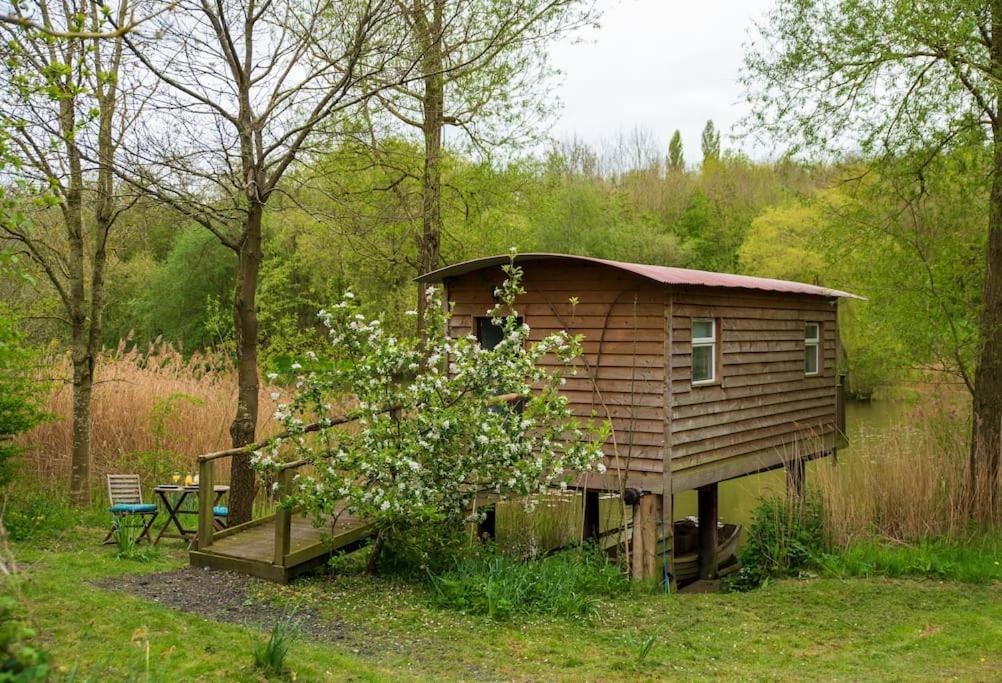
left=254, top=256, right=609, bottom=571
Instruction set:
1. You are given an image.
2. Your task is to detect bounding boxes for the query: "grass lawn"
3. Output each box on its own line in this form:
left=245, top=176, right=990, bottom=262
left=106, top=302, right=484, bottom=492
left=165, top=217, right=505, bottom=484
left=9, top=527, right=1002, bottom=681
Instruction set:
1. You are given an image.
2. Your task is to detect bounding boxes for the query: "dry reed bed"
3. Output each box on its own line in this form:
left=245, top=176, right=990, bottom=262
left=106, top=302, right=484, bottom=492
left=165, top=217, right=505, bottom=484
left=18, top=343, right=284, bottom=489
left=814, top=397, right=999, bottom=544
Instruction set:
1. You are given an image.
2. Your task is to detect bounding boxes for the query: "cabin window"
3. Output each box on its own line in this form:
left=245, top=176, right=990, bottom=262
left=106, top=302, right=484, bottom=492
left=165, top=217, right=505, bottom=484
left=475, top=316, right=523, bottom=349
left=805, top=322, right=821, bottom=376
left=691, top=318, right=716, bottom=385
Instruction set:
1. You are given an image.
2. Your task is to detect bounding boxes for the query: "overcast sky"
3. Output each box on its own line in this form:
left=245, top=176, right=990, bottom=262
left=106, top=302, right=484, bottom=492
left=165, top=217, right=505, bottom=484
left=548, top=0, right=777, bottom=162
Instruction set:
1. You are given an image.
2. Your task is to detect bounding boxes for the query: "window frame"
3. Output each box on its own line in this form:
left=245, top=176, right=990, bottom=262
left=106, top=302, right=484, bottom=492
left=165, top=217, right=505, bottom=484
left=691, top=317, right=717, bottom=386
left=804, top=322, right=821, bottom=377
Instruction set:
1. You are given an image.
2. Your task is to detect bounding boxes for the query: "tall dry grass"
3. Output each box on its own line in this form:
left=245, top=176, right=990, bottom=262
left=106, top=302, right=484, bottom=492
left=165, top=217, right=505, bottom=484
left=16, top=341, right=284, bottom=495
left=813, top=395, right=999, bottom=546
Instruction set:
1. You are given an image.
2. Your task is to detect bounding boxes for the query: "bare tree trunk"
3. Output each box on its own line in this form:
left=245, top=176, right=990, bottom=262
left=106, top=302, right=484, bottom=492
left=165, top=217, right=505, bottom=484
left=970, top=7, right=1002, bottom=513
left=415, top=0, right=444, bottom=332
left=228, top=202, right=263, bottom=525
left=63, top=86, right=94, bottom=507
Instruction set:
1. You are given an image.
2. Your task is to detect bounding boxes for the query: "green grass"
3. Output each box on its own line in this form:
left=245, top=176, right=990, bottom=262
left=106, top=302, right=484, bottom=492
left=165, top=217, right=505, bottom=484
left=824, top=534, right=1002, bottom=583
left=428, top=545, right=630, bottom=619
left=6, top=525, right=1001, bottom=681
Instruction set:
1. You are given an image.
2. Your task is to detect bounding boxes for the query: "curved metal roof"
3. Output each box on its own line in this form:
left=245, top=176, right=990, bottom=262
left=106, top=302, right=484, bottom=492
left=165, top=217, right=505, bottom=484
left=416, top=253, right=863, bottom=300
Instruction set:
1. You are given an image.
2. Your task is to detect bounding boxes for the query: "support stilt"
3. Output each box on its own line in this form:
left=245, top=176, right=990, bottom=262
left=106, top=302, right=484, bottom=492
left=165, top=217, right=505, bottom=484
left=697, top=483, right=719, bottom=580
left=630, top=493, right=659, bottom=581
left=583, top=490, right=600, bottom=542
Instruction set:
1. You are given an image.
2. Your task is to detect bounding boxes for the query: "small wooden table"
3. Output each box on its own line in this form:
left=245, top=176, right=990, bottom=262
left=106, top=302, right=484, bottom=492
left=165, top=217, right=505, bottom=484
left=153, top=484, right=229, bottom=546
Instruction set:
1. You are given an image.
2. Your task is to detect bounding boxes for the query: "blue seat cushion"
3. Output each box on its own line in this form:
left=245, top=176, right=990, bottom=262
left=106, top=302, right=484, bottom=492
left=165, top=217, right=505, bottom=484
left=213, top=506, right=229, bottom=517
left=110, top=503, right=156, bottom=514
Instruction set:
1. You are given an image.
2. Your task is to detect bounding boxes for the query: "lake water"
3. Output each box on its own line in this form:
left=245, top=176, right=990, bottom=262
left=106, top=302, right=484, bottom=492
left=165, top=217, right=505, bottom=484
left=671, top=399, right=910, bottom=528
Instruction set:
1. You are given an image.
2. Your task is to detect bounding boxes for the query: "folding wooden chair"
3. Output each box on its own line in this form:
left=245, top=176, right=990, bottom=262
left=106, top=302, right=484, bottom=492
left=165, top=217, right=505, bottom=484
left=102, top=474, right=159, bottom=545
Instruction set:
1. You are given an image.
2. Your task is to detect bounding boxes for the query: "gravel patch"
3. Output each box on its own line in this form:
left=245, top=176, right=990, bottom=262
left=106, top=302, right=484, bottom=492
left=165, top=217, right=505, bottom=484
left=93, top=566, right=350, bottom=643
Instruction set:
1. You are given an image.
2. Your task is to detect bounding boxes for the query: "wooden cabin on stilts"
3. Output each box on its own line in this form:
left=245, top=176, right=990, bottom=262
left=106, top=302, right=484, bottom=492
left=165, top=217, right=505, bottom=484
left=417, top=253, right=860, bottom=589
left=190, top=252, right=858, bottom=587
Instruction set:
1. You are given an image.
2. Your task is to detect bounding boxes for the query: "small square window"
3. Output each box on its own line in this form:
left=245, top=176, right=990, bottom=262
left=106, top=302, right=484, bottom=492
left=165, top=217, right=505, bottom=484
left=805, top=322, right=821, bottom=376
left=692, top=318, right=716, bottom=385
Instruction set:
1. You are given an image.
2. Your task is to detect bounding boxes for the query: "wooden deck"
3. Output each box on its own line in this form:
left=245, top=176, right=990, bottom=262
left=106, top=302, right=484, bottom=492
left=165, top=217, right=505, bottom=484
left=190, top=511, right=375, bottom=583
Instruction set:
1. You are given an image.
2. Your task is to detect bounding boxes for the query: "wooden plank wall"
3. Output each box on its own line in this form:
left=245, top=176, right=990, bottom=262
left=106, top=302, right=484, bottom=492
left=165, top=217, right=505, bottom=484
left=444, top=260, right=841, bottom=493
left=668, top=288, right=838, bottom=489
left=446, top=262, right=666, bottom=490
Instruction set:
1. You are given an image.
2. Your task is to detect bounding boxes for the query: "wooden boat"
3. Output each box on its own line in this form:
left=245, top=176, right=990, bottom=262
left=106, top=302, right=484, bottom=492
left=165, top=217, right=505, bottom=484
left=670, top=518, right=741, bottom=583
left=596, top=517, right=741, bottom=582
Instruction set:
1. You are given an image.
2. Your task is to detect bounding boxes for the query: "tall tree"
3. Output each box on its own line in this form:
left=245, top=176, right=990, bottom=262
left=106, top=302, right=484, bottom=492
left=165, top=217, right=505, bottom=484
left=667, top=129, right=684, bottom=173
left=358, top=0, right=597, bottom=328
left=0, top=0, right=140, bottom=504
left=743, top=0, right=1001, bottom=507
left=700, top=119, right=720, bottom=165
left=120, top=0, right=416, bottom=523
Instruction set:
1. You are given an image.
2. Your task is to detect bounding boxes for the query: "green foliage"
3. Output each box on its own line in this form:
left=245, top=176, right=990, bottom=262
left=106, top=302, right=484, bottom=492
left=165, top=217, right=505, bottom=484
left=0, top=307, right=49, bottom=487
left=700, top=119, right=720, bottom=164
left=251, top=615, right=299, bottom=678
left=428, top=546, right=629, bottom=620
left=102, top=226, right=235, bottom=352
left=2, top=489, right=76, bottom=543
left=667, top=130, right=684, bottom=173
left=112, top=517, right=158, bottom=563
left=738, top=200, right=826, bottom=283
left=0, top=593, right=49, bottom=682
left=730, top=494, right=827, bottom=591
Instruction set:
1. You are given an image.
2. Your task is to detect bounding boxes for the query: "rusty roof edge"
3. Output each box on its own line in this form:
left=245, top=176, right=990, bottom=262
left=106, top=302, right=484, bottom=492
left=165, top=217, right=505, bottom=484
left=415, top=253, right=867, bottom=301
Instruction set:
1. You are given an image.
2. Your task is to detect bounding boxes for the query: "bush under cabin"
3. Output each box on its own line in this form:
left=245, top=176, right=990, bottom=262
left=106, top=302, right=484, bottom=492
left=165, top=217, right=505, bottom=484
left=418, top=253, right=860, bottom=582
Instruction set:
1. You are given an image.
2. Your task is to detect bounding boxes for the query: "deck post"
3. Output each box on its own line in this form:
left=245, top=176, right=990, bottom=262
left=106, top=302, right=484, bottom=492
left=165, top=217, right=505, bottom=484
left=582, top=490, right=600, bottom=542
left=630, top=493, right=659, bottom=581
left=197, top=458, right=214, bottom=550
left=786, top=458, right=806, bottom=500
left=697, top=483, right=719, bottom=580
left=273, top=469, right=292, bottom=567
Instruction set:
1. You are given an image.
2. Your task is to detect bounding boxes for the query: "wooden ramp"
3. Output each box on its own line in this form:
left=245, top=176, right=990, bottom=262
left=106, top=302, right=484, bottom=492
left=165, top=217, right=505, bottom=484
left=190, top=510, right=375, bottom=583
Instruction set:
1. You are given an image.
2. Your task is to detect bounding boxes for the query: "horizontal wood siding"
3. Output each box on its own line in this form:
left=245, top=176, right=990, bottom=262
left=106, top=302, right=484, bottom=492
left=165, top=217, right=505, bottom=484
left=668, top=289, right=838, bottom=477
left=446, top=262, right=666, bottom=483
left=442, top=260, right=842, bottom=492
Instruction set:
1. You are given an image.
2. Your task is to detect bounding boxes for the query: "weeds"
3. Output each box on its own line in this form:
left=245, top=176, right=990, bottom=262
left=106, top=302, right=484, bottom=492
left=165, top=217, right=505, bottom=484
left=113, top=518, right=158, bottom=562
left=729, top=494, right=826, bottom=590
left=251, top=614, right=300, bottom=678
left=429, top=545, right=629, bottom=620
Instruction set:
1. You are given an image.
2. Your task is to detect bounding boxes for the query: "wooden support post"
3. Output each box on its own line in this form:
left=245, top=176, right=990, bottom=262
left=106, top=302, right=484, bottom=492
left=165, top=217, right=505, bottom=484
left=697, top=483, right=719, bottom=580
left=786, top=458, right=806, bottom=500
left=630, top=493, right=659, bottom=581
left=273, top=469, right=292, bottom=567
left=582, top=490, right=600, bottom=542
left=477, top=505, right=496, bottom=541
left=197, top=458, right=214, bottom=550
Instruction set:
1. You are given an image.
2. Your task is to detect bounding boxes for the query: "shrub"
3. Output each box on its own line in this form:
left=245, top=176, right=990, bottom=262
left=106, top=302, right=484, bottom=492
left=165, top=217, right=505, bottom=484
left=251, top=615, right=299, bottom=678
left=2, top=488, right=77, bottom=542
left=0, top=593, right=49, bottom=681
left=429, top=546, right=629, bottom=620
left=730, top=494, right=827, bottom=590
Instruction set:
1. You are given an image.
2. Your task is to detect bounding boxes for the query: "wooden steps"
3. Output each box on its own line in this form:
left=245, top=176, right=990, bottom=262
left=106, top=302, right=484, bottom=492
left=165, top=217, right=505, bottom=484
left=190, top=511, right=376, bottom=583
